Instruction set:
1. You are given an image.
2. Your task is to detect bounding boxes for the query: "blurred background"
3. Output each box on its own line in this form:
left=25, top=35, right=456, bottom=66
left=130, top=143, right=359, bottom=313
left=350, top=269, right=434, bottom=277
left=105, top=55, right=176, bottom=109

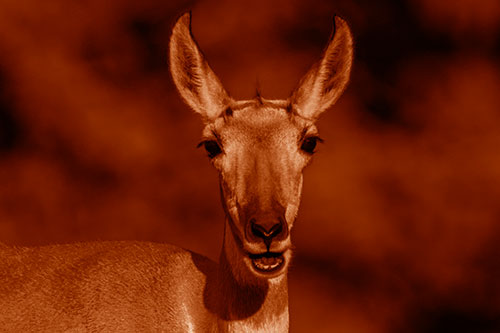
left=0, top=0, right=499, bottom=331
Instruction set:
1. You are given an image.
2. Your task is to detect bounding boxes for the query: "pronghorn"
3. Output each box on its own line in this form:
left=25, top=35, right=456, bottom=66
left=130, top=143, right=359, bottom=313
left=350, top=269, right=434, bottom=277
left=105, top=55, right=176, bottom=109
left=0, top=12, right=353, bottom=332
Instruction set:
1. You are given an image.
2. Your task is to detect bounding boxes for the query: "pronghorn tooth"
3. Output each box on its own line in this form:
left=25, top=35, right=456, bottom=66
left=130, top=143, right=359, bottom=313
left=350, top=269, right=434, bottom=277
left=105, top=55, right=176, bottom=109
left=252, top=255, right=284, bottom=271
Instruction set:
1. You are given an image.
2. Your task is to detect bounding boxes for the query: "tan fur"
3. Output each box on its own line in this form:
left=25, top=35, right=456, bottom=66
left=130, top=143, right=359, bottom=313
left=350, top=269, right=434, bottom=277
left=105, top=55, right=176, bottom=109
left=0, top=12, right=353, bottom=332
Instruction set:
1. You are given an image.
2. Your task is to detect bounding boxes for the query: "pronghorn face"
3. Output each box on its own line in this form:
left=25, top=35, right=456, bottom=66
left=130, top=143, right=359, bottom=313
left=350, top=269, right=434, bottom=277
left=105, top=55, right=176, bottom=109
left=199, top=100, right=320, bottom=273
left=169, top=13, right=353, bottom=278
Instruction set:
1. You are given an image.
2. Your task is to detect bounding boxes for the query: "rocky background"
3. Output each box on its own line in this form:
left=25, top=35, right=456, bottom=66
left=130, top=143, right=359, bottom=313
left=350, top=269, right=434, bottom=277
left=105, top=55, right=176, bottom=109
left=0, top=0, right=499, bottom=331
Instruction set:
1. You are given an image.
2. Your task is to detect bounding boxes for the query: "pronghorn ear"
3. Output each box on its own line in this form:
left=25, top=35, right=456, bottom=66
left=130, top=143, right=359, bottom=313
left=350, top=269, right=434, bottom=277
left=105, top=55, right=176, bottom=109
left=169, top=12, right=230, bottom=121
left=290, top=16, right=353, bottom=120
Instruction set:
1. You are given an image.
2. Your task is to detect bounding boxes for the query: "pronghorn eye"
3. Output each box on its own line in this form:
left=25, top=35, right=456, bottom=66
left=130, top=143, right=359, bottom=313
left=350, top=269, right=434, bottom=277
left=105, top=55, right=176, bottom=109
left=300, top=136, right=322, bottom=154
left=199, top=140, right=222, bottom=158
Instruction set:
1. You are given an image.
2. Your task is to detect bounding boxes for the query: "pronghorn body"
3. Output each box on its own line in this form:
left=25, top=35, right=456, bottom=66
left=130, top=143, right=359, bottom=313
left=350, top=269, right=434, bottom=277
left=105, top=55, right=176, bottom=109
left=1, top=242, right=286, bottom=331
left=0, top=12, right=353, bottom=332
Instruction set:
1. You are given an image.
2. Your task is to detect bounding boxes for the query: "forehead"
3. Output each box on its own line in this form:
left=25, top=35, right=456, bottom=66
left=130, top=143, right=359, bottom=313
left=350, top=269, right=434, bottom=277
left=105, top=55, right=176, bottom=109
left=203, top=99, right=313, bottom=140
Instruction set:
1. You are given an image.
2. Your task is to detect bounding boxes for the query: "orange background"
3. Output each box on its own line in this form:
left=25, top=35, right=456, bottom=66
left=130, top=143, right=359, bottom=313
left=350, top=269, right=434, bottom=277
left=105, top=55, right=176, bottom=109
left=0, top=0, right=499, bottom=331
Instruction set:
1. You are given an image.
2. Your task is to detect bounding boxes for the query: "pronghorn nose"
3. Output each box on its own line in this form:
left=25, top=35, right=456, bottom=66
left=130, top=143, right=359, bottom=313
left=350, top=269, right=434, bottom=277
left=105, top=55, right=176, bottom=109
left=248, top=217, right=287, bottom=246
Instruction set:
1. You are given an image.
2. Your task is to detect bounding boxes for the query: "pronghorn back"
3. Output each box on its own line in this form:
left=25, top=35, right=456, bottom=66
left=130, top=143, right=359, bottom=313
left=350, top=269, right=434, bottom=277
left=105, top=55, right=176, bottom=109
left=0, top=242, right=217, bottom=331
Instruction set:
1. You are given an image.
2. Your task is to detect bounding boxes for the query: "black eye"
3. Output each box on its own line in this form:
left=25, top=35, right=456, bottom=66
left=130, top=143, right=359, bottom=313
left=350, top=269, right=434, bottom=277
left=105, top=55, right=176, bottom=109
left=300, top=136, right=322, bottom=154
left=200, top=140, right=222, bottom=158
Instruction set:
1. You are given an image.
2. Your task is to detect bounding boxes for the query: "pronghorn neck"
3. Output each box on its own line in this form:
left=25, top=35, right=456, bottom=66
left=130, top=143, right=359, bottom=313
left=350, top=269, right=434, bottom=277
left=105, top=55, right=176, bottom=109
left=211, top=219, right=289, bottom=332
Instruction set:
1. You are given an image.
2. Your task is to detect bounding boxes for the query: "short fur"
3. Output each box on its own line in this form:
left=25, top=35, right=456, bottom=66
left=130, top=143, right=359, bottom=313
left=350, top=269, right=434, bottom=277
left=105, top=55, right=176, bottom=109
left=0, top=11, right=353, bottom=332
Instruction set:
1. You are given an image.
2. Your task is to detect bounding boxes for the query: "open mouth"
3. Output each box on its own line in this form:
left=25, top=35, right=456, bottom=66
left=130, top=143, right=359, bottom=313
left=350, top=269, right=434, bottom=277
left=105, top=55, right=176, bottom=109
left=249, top=252, right=285, bottom=273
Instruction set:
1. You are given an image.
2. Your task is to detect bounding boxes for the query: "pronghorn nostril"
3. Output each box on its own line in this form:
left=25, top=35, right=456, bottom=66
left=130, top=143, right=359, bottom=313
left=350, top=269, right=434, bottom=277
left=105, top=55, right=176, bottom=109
left=268, top=223, right=283, bottom=238
left=250, top=219, right=284, bottom=241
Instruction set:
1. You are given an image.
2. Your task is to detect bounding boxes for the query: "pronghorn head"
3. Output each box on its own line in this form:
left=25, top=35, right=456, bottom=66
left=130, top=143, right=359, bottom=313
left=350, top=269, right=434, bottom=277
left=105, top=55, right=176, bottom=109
left=169, top=12, right=353, bottom=280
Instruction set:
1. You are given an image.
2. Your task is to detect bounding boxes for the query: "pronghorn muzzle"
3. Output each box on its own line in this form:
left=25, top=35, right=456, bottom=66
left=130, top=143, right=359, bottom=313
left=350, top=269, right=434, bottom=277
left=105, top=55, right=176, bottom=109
left=245, top=212, right=289, bottom=249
